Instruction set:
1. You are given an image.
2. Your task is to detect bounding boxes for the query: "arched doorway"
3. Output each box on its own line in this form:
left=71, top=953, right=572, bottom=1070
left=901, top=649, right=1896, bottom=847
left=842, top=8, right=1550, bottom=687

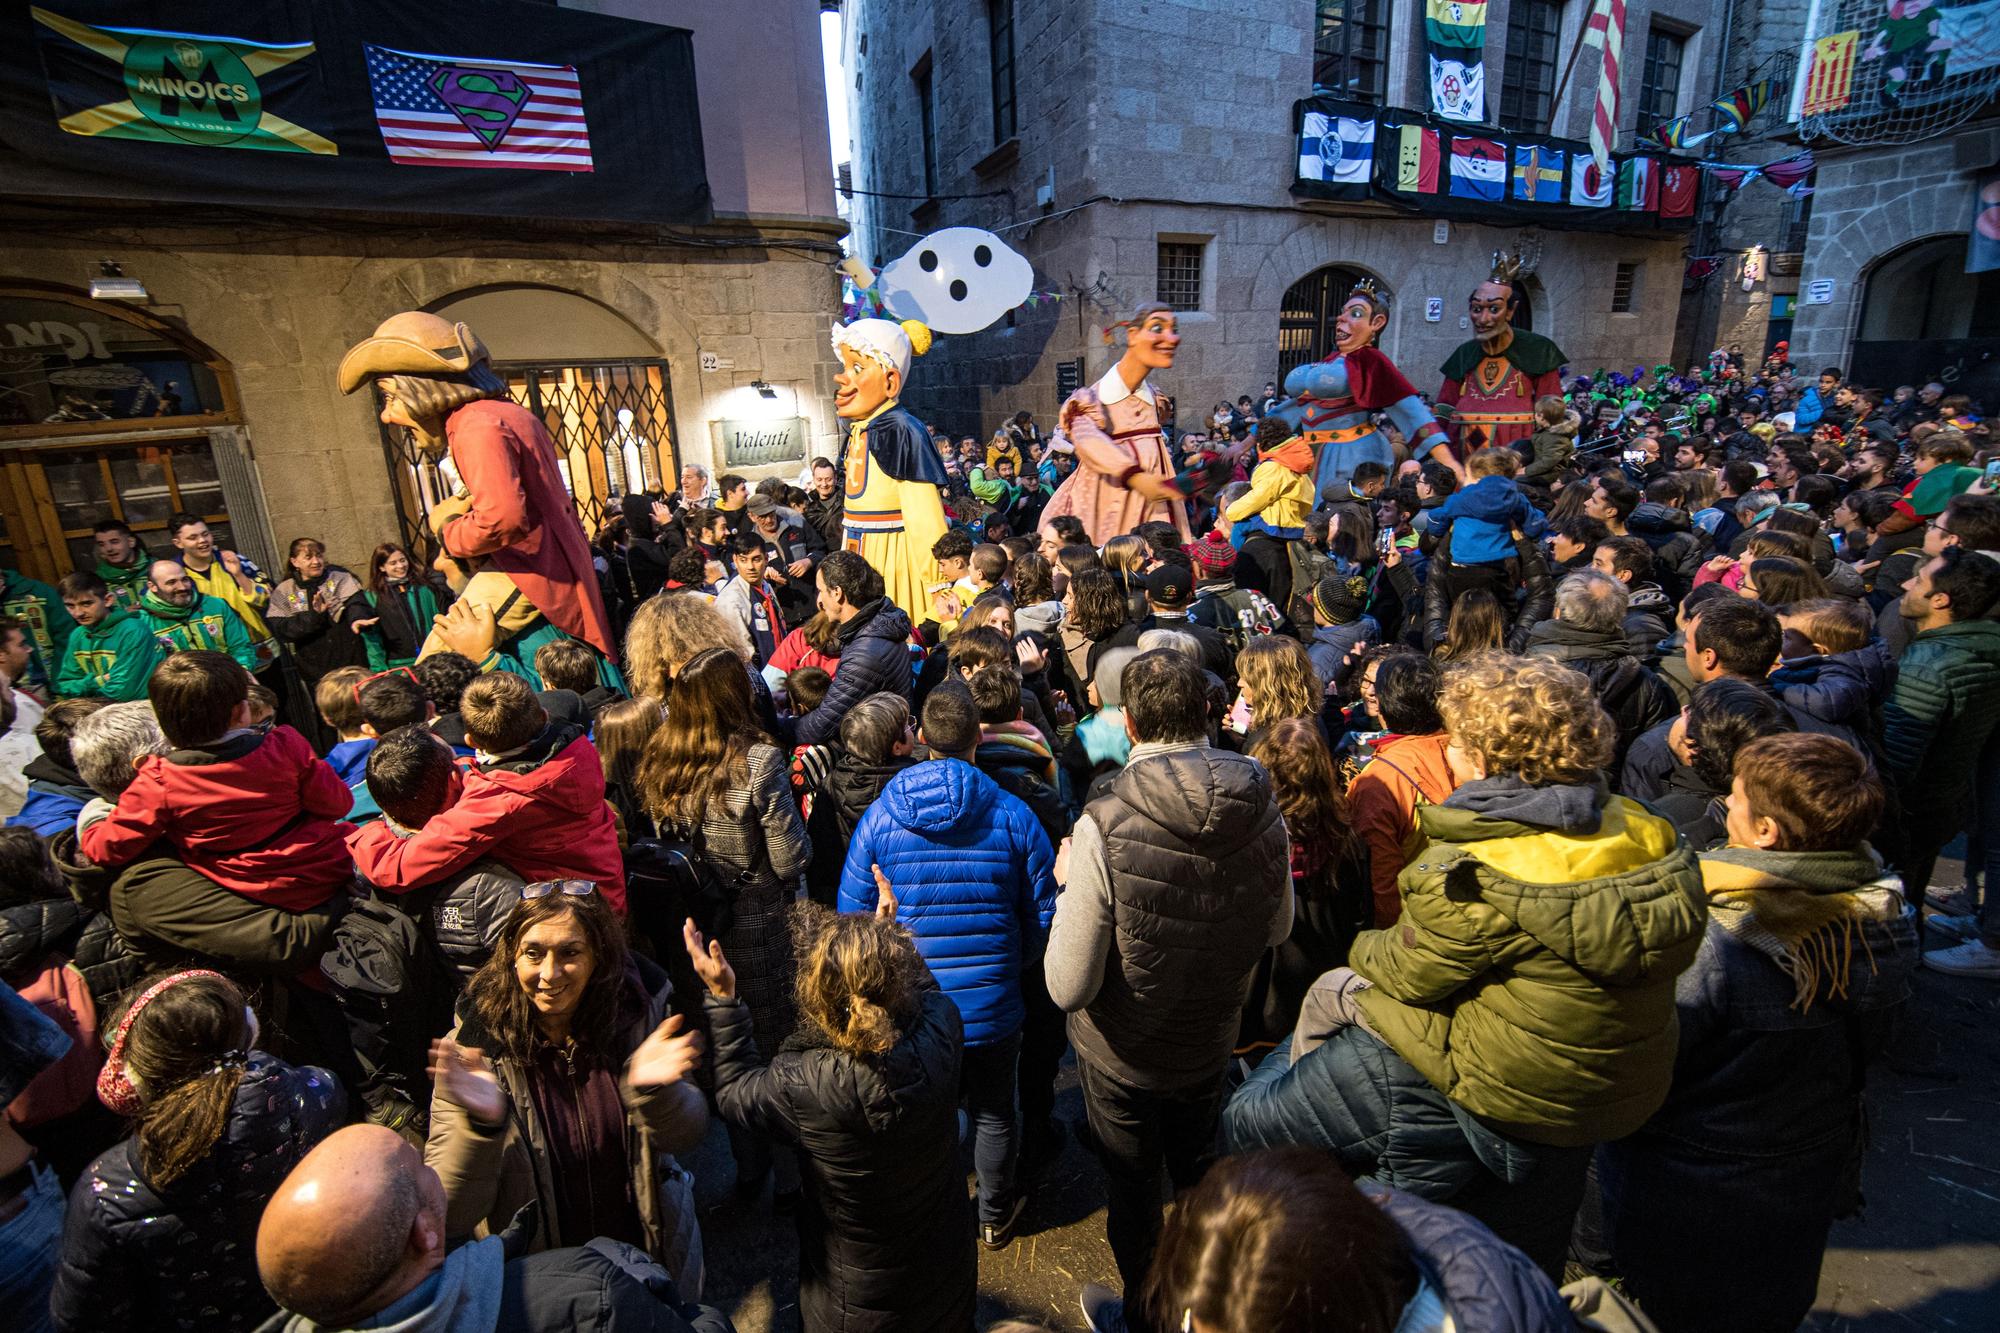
left=0, top=280, right=270, bottom=582
left=387, top=285, right=678, bottom=549
left=1851, top=235, right=2000, bottom=405
left=1278, top=265, right=1377, bottom=379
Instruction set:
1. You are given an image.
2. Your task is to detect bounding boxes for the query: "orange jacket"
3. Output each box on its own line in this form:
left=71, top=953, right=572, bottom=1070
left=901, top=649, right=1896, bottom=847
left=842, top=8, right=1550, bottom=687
left=1346, top=731, right=1458, bottom=926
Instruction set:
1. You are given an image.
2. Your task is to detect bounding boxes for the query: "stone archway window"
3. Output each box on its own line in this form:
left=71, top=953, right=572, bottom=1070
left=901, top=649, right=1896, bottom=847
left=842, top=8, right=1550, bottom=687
left=1858, top=236, right=2000, bottom=341
left=380, top=286, right=680, bottom=552
left=1278, top=265, right=1377, bottom=379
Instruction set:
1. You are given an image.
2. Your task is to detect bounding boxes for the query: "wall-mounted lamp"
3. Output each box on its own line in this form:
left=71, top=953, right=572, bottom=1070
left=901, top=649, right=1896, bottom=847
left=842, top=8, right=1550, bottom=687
left=88, top=260, right=149, bottom=303
left=750, top=379, right=778, bottom=400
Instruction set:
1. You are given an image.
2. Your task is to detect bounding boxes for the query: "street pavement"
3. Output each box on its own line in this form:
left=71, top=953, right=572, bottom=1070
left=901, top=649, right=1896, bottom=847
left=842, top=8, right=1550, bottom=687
left=692, top=855, right=2000, bottom=1331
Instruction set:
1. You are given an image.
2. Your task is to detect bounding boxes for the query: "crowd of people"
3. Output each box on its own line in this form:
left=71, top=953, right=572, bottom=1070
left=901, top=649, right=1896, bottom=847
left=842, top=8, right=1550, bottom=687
left=0, top=342, right=1994, bottom=1333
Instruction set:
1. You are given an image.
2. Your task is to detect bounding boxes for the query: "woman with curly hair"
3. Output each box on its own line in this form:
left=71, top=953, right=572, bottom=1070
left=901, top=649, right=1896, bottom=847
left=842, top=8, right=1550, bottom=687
left=1223, top=654, right=1705, bottom=1273
left=622, top=590, right=778, bottom=733
left=1067, top=567, right=1134, bottom=683
left=688, top=905, right=974, bottom=1332
left=1230, top=634, right=1324, bottom=747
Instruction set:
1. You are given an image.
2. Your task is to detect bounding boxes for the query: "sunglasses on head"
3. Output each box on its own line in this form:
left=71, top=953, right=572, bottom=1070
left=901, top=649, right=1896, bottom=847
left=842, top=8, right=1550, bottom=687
left=522, top=879, right=596, bottom=901
left=353, top=665, right=421, bottom=706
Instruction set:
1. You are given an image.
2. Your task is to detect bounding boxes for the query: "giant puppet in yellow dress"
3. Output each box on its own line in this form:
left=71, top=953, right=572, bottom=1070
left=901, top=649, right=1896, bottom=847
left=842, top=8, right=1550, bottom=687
left=832, top=317, right=950, bottom=622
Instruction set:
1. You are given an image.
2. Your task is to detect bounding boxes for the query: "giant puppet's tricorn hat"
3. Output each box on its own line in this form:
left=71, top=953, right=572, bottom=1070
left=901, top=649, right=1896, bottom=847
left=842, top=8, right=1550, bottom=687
left=337, top=312, right=493, bottom=394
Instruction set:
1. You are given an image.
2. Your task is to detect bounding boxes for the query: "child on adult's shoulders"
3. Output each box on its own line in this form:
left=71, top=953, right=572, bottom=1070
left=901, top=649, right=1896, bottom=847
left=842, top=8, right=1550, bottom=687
left=78, top=649, right=354, bottom=910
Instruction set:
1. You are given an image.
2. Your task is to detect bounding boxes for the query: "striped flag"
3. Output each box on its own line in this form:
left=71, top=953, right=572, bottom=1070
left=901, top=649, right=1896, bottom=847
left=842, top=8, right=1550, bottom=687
left=1298, top=111, right=1377, bottom=186
left=1570, top=156, right=1613, bottom=208
left=1659, top=162, right=1698, bottom=217
left=1618, top=157, right=1659, bottom=211
left=1388, top=123, right=1442, bottom=193
left=1583, top=0, right=1627, bottom=179
left=364, top=44, right=594, bottom=171
left=1713, top=78, right=1774, bottom=132
left=1449, top=137, right=1506, bottom=200
left=1513, top=144, right=1565, bottom=202
left=1801, top=31, right=1859, bottom=116
left=1425, top=0, right=1487, bottom=122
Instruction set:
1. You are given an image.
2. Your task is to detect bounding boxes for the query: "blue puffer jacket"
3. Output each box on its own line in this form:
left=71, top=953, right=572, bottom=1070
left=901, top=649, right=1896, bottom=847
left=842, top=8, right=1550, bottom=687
left=6, top=756, right=92, bottom=836
left=838, top=759, right=1057, bottom=1046
left=797, top=600, right=913, bottom=747
left=1375, top=1187, right=1575, bottom=1332
left=51, top=1052, right=345, bottom=1332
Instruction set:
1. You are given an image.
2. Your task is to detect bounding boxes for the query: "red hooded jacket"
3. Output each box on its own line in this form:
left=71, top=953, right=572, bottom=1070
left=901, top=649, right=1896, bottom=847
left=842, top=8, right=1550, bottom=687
left=345, top=725, right=626, bottom=912
left=78, top=725, right=353, bottom=911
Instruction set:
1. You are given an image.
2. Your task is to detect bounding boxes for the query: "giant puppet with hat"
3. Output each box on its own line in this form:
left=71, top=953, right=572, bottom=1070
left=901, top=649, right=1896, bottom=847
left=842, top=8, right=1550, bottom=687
left=337, top=312, right=617, bottom=678
left=1435, top=252, right=1569, bottom=454
left=1268, top=277, right=1461, bottom=500
left=831, top=315, right=952, bottom=621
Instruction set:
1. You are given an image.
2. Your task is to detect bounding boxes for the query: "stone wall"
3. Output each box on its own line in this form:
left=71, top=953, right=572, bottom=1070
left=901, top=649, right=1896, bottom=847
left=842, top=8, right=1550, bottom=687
left=1788, top=123, right=2000, bottom=371
left=843, top=0, right=1726, bottom=439
left=0, top=224, right=841, bottom=572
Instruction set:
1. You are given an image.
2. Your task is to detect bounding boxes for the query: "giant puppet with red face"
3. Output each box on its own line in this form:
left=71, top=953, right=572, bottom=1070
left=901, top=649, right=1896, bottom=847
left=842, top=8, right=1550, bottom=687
left=337, top=313, right=616, bottom=672
left=1039, top=303, right=1193, bottom=547
left=1435, top=252, right=1569, bottom=453
left=1270, top=279, right=1461, bottom=500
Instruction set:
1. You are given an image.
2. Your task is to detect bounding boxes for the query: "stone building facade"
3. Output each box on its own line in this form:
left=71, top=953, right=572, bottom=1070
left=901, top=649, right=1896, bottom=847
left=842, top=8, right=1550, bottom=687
left=0, top=0, right=842, bottom=585
left=840, top=0, right=1726, bottom=437
left=1694, top=0, right=2000, bottom=399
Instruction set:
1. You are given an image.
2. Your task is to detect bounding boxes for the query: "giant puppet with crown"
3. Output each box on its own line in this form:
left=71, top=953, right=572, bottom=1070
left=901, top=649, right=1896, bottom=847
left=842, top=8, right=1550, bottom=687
left=1270, top=278, right=1461, bottom=499
left=1435, top=251, right=1569, bottom=453
left=337, top=312, right=617, bottom=673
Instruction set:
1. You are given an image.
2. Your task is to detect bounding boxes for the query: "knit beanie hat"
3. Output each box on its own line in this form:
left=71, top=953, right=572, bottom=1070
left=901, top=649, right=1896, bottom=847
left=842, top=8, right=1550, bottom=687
left=1187, top=529, right=1237, bottom=575
left=1313, top=573, right=1367, bottom=625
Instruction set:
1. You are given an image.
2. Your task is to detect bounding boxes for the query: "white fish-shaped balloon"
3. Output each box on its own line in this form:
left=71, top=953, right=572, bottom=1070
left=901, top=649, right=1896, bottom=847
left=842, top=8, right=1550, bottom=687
left=875, top=227, right=1034, bottom=335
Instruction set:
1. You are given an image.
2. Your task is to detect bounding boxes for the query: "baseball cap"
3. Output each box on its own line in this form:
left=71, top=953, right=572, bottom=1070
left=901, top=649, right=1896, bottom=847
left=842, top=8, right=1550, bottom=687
left=1144, top=559, right=1195, bottom=607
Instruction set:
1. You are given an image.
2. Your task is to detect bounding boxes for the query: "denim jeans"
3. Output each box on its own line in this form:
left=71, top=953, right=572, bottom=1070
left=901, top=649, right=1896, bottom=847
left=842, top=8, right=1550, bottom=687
left=0, top=1160, right=63, bottom=1333
left=1075, top=1056, right=1223, bottom=1298
left=961, top=1032, right=1022, bottom=1225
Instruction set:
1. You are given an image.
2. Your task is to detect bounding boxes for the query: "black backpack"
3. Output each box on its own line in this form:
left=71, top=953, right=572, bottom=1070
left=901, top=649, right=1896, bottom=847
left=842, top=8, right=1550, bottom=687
left=319, top=885, right=456, bottom=1135
left=624, top=833, right=742, bottom=1029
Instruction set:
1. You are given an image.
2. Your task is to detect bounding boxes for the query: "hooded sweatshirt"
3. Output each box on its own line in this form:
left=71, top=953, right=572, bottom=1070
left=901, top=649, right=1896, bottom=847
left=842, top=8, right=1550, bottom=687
left=1350, top=775, right=1706, bottom=1146
left=1, top=570, right=77, bottom=693
left=79, top=725, right=356, bottom=909
left=95, top=552, right=152, bottom=614
left=1223, top=435, right=1316, bottom=541
left=838, top=758, right=1057, bottom=1045
left=1431, top=474, right=1547, bottom=566
left=346, top=722, right=627, bottom=911
left=138, top=589, right=259, bottom=670
left=55, top=608, right=163, bottom=702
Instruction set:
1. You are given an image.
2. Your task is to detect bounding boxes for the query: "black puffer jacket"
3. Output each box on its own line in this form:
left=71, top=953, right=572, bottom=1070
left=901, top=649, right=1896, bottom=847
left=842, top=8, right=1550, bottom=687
left=803, top=753, right=917, bottom=905
left=797, top=601, right=913, bottom=747
left=1627, top=502, right=1711, bottom=601
left=1422, top=529, right=1555, bottom=654
left=706, top=986, right=974, bottom=1333
left=51, top=1053, right=345, bottom=1333
left=0, top=895, right=141, bottom=1013
left=1524, top=620, right=1680, bottom=774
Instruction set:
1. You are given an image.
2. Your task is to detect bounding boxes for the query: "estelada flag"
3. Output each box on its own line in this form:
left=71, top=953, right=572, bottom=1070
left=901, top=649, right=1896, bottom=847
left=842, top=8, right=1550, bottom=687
left=1569, top=156, right=1613, bottom=208
left=1802, top=31, right=1860, bottom=116
left=1618, top=157, right=1659, bottom=211
left=30, top=5, right=334, bottom=154
left=1512, top=144, right=1565, bottom=203
left=1449, top=136, right=1506, bottom=201
left=1659, top=163, right=1698, bottom=218
left=1387, top=123, right=1441, bottom=193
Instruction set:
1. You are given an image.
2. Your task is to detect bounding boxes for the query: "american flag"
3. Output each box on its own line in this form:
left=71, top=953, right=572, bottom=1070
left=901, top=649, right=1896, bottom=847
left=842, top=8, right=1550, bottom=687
left=364, top=44, right=593, bottom=172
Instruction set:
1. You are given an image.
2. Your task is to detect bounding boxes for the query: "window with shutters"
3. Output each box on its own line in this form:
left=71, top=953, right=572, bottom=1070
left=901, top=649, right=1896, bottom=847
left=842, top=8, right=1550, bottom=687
left=1500, top=0, right=1564, bottom=134
left=989, top=0, right=1017, bottom=143
left=1638, top=27, right=1687, bottom=133
left=1313, top=0, right=1388, bottom=103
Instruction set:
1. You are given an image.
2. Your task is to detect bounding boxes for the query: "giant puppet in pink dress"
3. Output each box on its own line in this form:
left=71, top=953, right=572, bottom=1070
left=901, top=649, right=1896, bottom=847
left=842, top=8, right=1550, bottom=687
left=1269, top=279, right=1461, bottom=500
left=1038, top=303, right=1193, bottom=548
